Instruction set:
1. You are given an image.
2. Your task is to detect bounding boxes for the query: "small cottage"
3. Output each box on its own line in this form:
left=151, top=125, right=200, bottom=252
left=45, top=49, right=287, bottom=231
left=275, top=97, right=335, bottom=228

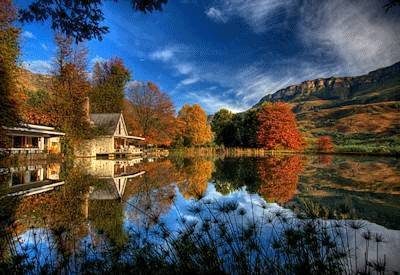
left=1, top=124, right=65, bottom=154
left=76, top=113, right=145, bottom=157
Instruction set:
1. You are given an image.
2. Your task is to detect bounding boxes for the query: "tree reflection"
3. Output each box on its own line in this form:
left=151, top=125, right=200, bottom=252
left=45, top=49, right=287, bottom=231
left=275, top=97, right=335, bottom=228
left=318, top=154, right=334, bottom=166
left=124, top=160, right=179, bottom=226
left=213, top=158, right=260, bottom=194
left=257, top=155, right=305, bottom=203
left=10, top=167, right=99, bottom=259
left=177, top=158, right=213, bottom=199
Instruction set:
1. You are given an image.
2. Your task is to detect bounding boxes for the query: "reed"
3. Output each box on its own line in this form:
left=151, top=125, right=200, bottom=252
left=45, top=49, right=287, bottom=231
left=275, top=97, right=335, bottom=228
left=0, top=196, right=390, bottom=274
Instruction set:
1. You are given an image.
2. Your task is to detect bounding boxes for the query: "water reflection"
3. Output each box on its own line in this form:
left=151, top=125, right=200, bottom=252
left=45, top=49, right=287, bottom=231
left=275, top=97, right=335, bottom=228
left=0, top=155, right=399, bottom=273
left=2, top=163, right=63, bottom=197
left=257, top=155, right=305, bottom=203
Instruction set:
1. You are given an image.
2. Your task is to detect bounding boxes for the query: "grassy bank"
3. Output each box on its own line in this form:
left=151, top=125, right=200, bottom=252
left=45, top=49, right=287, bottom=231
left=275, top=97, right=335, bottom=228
left=169, top=145, right=400, bottom=158
left=169, top=147, right=300, bottom=158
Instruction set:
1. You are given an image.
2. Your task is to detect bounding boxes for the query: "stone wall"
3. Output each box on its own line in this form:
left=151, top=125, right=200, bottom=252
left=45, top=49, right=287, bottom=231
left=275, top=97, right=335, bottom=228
left=75, top=137, right=114, bottom=157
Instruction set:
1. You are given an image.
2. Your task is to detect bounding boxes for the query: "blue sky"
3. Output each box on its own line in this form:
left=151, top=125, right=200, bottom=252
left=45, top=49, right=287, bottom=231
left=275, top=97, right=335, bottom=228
left=17, top=0, right=400, bottom=114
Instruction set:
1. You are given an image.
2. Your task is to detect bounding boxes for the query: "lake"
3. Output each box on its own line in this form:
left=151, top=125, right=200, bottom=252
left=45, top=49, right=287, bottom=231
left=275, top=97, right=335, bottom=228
left=1, top=154, right=399, bottom=273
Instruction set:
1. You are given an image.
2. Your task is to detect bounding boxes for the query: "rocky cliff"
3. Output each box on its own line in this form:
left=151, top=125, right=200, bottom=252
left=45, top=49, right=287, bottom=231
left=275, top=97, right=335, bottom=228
left=255, top=61, right=400, bottom=106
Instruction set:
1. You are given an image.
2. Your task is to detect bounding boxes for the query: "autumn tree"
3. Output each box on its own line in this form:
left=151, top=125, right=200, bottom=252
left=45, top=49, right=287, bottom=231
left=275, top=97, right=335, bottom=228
left=177, top=104, right=213, bottom=147
left=90, top=58, right=130, bottom=113
left=316, top=136, right=334, bottom=153
left=51, top=34, right=91, bottom=142
left=0, top=0, right=20, bottom=144
left=257, top=102, right=303, bottom=150
left=125, top=81, right=177, bottom=146
left=21, top=89, right=58, bottom=126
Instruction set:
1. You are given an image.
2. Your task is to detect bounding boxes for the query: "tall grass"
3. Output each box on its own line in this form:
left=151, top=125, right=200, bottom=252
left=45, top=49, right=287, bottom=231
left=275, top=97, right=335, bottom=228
left=0, top=192, right=390, bottom=274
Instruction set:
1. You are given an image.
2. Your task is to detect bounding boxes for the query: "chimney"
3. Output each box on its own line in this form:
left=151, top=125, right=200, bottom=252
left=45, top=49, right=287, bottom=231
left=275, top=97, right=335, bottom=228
left=83, top=96, right=91, bottom=124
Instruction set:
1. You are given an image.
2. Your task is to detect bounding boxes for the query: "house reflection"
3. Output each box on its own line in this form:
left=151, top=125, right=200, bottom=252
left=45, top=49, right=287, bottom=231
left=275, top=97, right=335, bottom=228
left=2, top=163, right=64, bottom=197
left=74, top=158, right=146, bottom=201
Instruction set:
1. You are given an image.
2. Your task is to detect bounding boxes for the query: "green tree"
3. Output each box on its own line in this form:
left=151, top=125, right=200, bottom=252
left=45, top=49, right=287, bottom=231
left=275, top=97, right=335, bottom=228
left=211, top=108, right=258, bottom=148
left=211, top=109, right=234, bottom=145
left=0, top=0, right=20, bottom=144
left=90, top=58, right=130, bottom=113
left=240, top=109, right=258, bottom=147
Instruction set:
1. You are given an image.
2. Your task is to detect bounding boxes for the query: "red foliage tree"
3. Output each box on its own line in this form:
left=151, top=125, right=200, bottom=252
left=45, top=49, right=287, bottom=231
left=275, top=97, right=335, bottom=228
left=257, top=102, right=304, bottom=150
left=316, top=136, right=334, bottom=153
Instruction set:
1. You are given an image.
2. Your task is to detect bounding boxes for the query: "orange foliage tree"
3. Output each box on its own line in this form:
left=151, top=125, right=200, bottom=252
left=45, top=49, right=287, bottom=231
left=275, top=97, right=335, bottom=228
left=177, top=104, right=213, bottom=146
left=257, top=155, right=304, bottom=203
left=0, top=0, right=21, bottom=144
left=125, top=81, right=178, bottom=146
left=51, top=34, right=91, bottom=141
left=257, top=102, right=303, bottom=150
left=316, top=136, right=334, bottom=153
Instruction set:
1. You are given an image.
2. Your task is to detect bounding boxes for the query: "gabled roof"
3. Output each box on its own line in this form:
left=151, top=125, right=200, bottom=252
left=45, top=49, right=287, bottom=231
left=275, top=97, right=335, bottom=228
left=90, top=113, right=121, bottom=135
left=90, top=113, right=145, bottom=140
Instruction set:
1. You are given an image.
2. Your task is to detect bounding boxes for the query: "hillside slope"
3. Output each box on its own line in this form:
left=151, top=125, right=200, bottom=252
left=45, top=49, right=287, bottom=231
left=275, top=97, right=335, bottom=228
left=254, top=62, right=400, bottom=150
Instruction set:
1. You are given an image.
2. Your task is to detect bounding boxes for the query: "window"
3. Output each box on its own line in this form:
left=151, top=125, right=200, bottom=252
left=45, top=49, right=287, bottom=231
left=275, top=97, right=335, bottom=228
left=31, top=137, right=39, bottom=147
left=13, top=136, right=23, bottom=148
left=12, top=136, right=39, bottom=148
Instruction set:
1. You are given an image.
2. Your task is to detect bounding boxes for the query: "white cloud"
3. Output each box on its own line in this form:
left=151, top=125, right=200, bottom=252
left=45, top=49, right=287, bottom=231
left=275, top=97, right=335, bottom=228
left=299, top=0, right=400, bottom=75
left=180, top=77, right=200, bottom=86
left=206, top=0, right=293, bottom=32
left=22, top=60, right=52, bottom=74
left=90, top=55, right=107, bottom=66
left=174, top=62, right=193, bottom=75
left=150, top=48, right=176, bottom=62
left=187, top=91, right=247, bottom=113
left=205, top=7, right=228, bottom=23
left=21, top=31, right=35, bottom=39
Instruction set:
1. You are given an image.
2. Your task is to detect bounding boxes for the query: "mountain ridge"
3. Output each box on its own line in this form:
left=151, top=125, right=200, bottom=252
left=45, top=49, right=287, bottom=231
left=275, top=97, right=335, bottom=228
left=255, top=61, right=400, bottom=107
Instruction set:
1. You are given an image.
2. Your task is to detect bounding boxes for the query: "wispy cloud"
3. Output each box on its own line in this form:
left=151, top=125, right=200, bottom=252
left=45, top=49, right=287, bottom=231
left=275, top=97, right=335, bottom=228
left=205, top=7, right=228, bottom=23
left=151, top=47, right=332, bottom=113
left=139, top=1, right=400, bottom=113
left=22, top=60, right=52, bottom=74
left=205, top=0, right=293, bottom=32
left=180, top=77, right=200, bottom=86
left=21, top=31, right=35, bottom=39
left=299, top=0, right=400, bottom=75
left=187, top=91, right=247, bottom=113
left=40, top=43, right=48, bottom=51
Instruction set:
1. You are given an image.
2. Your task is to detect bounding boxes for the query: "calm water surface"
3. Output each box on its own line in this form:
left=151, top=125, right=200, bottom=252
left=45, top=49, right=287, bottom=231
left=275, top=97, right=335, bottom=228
left=1, top=154, right=399, bottom=272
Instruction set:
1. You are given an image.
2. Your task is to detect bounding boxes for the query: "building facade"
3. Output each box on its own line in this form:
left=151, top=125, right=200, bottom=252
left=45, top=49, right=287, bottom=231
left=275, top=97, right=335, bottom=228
left=1, top=124, right=65, bottom=154
left=75, top=113, right=145, bottom=157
